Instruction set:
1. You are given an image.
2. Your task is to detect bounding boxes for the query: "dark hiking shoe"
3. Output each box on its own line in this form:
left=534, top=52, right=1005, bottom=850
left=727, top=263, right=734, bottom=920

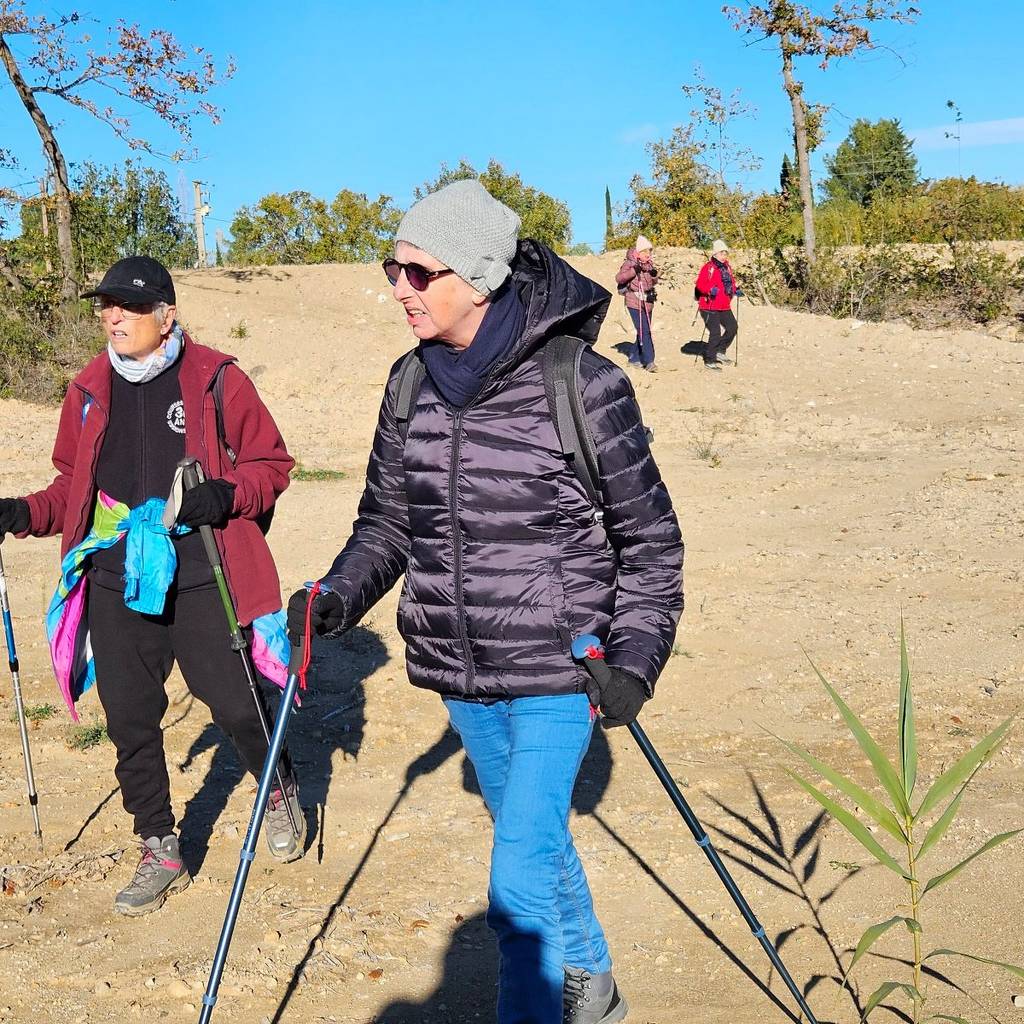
left=563, top=967, right=628, bottom=1023
left=264, top=782, right=306, bottom=863
left=644, top=363, right=659, bottom=373
left=114, top=835, right=190, bottom=916
left=716, top=355, right=734, bottom=365
left=704, top=360, right=723, bottom=372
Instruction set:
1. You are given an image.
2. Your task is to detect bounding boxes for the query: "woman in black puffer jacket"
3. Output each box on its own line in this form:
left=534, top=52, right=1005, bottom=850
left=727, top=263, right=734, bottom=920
left=289, top=181, right=683, bottom=1024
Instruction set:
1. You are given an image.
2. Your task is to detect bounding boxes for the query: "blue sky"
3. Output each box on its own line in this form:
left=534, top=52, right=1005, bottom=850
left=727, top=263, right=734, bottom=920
left=2, top=0, right=1022, bottom=251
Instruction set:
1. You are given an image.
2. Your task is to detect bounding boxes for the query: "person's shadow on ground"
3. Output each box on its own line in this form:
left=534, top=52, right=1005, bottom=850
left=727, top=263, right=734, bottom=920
left=680, top=339, right=709, bottom=358
left=175, top=625, right=388, bottom=875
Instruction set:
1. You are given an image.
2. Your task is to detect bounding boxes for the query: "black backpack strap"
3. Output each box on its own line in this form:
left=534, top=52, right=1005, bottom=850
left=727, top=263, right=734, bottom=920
left=395, top=349, right=426, bottom=444
left=212, top=363, right=236, bottom=465
left=542, top=335, right=604, bottom=522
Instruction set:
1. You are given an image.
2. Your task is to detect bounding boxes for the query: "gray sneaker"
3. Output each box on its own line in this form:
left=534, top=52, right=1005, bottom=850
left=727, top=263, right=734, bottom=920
left=114, top=835, right=190, bottom=916
left=264, top=782, right=306, bottom=863
left=563, top=967, right=628, bottom=1023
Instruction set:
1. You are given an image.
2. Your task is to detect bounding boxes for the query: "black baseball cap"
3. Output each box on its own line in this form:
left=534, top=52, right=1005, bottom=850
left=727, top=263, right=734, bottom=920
left=81, top=255, right=176, bottom=305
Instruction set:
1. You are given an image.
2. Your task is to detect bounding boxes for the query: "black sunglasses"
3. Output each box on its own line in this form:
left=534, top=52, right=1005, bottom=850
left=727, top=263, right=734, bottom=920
left=382, top=258, right=456, bottom=292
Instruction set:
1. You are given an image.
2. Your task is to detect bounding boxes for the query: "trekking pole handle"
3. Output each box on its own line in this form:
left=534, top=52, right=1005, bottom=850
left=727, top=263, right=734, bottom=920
left=570, top=633, right=612, bottom=688
left=178, top=458, right=223, bottom=570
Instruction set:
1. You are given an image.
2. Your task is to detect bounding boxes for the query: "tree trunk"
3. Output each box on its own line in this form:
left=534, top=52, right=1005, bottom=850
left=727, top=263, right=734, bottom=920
left=780, top=42, right=816, bottom=268
left=0, top=34, right=77, bottom=302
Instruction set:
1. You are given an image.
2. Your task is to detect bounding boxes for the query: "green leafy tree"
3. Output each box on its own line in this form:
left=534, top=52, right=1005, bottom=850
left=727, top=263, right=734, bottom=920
left=724, top=1, right=918, bottom=267
left=416, top=159, right=572, bottom=253
left=780, top=153, right=801, bottom=210
left=227, top=189, right=400, bottom=266
left=626, top=125, right=723, bottom=247
left=823, top=118, right=919, bottom=206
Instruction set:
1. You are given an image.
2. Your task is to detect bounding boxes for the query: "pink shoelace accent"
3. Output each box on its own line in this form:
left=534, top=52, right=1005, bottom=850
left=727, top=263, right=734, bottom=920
left=139, top=844, right=182, bottom=872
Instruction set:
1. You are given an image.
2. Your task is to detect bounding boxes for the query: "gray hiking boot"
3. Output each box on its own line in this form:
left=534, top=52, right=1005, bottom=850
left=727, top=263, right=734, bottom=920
left=264, top=782, right=306, bottom=863
left=114, top=835, right=190, bottom=916
left=563, top=967, right=628, bottom=1023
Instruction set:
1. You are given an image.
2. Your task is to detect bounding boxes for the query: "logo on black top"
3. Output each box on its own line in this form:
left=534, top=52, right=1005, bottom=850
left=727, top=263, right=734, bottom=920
left=166, top=400, right=185, bottom=434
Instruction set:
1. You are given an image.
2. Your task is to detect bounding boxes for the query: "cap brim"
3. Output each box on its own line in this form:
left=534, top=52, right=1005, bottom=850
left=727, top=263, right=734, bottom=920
left=80, top=284, right=170, bottom=304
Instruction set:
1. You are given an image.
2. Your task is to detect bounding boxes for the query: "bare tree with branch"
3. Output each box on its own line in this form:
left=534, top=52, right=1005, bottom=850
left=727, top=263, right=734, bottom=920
left=723, top=1, right=918, bottom=268
left=0, top=1, right=234, bottom=301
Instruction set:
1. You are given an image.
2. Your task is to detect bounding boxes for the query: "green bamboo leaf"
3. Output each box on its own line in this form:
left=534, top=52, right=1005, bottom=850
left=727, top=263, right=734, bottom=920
left=899, top=617, right=917, bottom=800
left=846, top=916, right=919, bottom=976
left=862, top=981, right=922, bottom=1021
left=767, top=728, right=907, bottom=841
left=923, top=829, right=1024, bottom=894
left=926, top=948, right=1024, bottom=981
left=915, top=717, right=1014, bottom=820
left=917, top=781, right=970, bottom=861
left=805, top=653, right=911, bottom=819
left=923, top=1015, right=970, bottom=1024
left=783, top=768, right=909, bottom=879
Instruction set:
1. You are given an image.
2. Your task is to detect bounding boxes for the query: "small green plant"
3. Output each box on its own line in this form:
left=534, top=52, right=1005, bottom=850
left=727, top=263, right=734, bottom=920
left=776, top=621, right=1022, bottom=1023
left=228, top=319, right=249, bottom=339
left=68, top=720, right=109, bottom=751
left=686, top=416, right=721, bottom=467
left=670, top=645, right=695, bottom=659
left=11, top=703, right=57, bottom=724
left=291, top=463, right=346, bottom=482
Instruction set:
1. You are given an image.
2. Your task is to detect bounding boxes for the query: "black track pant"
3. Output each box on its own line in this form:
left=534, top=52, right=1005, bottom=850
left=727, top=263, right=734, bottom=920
left=87, top=583, right=292, bottom=840
left=701, top=308, right=738, bottom=364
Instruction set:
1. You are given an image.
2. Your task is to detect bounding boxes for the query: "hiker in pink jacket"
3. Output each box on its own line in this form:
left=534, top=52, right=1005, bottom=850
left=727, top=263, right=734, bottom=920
left=615, top=235, right=659, bottom=372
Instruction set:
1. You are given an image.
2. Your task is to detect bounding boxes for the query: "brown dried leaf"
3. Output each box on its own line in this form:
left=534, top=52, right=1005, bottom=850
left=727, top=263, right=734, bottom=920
left=368, top=968, right=384, bottom=981
left=410, top=919, right=429, bottom=930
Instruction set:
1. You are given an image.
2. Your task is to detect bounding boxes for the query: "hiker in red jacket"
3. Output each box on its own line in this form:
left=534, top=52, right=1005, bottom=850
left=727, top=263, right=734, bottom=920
left=615, top=234, right=659, bottom=372
left=695, top=240, right=742, bottom=371
left=0, top=256, right=304, bottom=917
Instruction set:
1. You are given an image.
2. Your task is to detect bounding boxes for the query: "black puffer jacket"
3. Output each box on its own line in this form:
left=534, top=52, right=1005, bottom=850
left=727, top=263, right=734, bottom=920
left=321, top=240, right=683, bottom=699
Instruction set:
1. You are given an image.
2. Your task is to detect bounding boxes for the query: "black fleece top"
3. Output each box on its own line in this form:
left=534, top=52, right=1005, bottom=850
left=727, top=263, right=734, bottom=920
left=89, top=356, right=214, bottom=593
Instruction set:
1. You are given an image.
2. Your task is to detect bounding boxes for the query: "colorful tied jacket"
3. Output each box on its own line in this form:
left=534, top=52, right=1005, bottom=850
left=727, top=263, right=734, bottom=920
left=19, top=338, right=294, bottom=715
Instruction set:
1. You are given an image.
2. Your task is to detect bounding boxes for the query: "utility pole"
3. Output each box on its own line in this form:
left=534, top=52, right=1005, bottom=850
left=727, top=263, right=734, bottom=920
left=193, top=180, right=210, bottom=267
left=39, top=175, right=52, bottom=274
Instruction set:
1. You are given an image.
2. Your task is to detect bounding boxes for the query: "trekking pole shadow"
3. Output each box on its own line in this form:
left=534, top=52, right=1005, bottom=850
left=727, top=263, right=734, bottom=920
left=704, top=772, right=865, bottom=1018
left=177, top=626, right=386, bottom=877
left=270, top=724, right=464, bottom=1024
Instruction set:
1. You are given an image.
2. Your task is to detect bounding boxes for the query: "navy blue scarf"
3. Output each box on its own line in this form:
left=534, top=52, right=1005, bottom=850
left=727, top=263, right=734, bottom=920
left=713, top=257, right=735, bottom=297
left=420, top=283, right=527, bottom=409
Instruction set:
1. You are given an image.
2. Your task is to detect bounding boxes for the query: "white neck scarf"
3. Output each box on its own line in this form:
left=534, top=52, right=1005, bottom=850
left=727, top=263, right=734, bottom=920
left=107, top=322, right=184, bottom=385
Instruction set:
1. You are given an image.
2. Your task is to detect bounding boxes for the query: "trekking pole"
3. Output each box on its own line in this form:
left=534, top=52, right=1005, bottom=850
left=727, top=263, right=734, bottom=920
left=735, top=293, right=741, bottom=369
left=177, top=458, right=299, bottom=839
left=571, top=634, right=820, bottom=1024
left=197, top=620, right=311, bottom=1024
left=0, top=546, right=43, bottom=845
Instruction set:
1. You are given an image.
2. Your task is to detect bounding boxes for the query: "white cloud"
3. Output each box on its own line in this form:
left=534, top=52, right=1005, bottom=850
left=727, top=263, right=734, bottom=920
left=910, top=116, right=1024, bottom=151
left=617, top=123, right=659, bottom=145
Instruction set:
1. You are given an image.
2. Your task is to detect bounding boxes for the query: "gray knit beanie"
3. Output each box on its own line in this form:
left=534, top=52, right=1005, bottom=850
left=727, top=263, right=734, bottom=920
left=395, top=179, right=521, bottom=296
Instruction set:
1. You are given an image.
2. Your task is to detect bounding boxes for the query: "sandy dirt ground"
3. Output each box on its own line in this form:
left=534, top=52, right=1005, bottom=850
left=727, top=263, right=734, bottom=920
left=0, top=249, right=1022, bottom=1024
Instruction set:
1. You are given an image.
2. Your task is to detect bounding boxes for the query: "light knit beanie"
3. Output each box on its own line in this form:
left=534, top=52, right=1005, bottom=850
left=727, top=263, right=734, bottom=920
left=635, top=235, right=653, bottom=252
left=711, top=239, right=729, bottom=256
left=395, top=179, right=521, bottom=295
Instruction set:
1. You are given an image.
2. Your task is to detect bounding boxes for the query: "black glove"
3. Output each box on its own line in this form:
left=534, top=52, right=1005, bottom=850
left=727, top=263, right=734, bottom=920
left=0, top=498, right=30, bottom=540
left=735, top=287, right=744, bottom=297
left=287, top=587, right=347, bottom=641
left=597, top=668, right=649, bottom=728
left=176, top=479, right=236, bottom=529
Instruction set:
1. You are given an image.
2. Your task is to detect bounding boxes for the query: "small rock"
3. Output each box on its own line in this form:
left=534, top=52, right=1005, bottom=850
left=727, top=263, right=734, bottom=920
left=94, top=981, right=110, bottom=995
left=264, top=929, right=281, bottom=944
left=1012, top=995, right=1024, bottom=1008
left=167, top=979, right=190, bottom=999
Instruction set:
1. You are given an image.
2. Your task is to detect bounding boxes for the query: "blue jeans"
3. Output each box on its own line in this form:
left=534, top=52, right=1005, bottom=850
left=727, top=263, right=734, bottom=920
left=445, top=694, right=612, bottom=1024
left=627, top=304, right=655, bottom=367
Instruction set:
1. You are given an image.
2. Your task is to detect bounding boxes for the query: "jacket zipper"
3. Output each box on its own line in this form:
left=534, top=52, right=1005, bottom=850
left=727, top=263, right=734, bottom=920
left=139, top=379, right=147, bottom=501
left=449, top=408, right=474, bottom=685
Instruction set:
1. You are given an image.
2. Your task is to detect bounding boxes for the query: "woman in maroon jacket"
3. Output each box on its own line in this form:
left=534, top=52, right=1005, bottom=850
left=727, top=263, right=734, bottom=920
left=695, top=239, right=742, bottom=370
left=0, top=256, right=304, bottom=917
left=614, top=234, right=659, bottom=372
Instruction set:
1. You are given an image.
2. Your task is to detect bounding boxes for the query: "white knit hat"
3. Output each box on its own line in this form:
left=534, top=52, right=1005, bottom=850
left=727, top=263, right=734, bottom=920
left=395, top=180, right=521, bottom=296
left=635, top=235, right=653, bottom=252
left=711, top=239, right=729, bottom=256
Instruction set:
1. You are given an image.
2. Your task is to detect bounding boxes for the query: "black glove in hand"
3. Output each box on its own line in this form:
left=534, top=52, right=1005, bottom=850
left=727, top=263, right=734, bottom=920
left=0, top=498, right=30, bottom=540
left=176, top=479, right=236, bottom=529
left=287, top=588, right=347, bottom=641
left=598, top=668, right=648, bottom=728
